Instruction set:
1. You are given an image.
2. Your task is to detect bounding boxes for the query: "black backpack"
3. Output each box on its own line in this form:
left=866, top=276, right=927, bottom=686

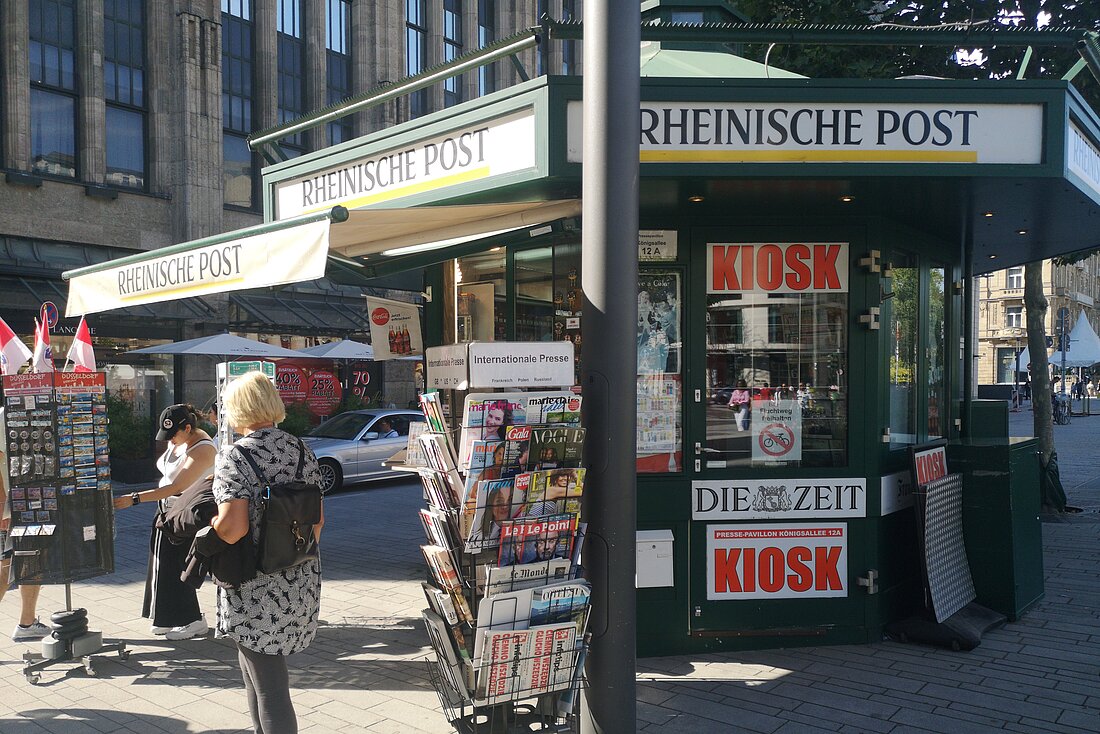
left=237, top=438, right=322, bottom=574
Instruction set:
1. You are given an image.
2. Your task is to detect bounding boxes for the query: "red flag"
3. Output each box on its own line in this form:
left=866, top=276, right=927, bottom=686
left=32, top=318, right=54, bottom=373
left=0, top=316, right=32, bottom=376
left=66, top=316, right=96, bottom=372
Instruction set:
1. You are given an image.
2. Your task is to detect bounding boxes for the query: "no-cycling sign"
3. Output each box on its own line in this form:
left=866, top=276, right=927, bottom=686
left=752, top=400, right=802, bottom=463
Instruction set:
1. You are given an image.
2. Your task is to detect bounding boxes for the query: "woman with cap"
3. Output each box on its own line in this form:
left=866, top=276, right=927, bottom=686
left=113, top=403, right=215, bottom=640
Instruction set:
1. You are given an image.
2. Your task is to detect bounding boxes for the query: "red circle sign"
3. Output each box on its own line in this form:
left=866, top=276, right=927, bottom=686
left=758, top=422, right=795, bottom=457
left=371, top=307, right=391, bottom=326
left=275, top=364, right=308, bottom=404
left=306, top=368, right=342, bottom=416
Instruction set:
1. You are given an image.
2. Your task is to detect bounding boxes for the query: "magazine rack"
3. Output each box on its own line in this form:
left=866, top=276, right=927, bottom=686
left=410, top=357, right=591, bottom=733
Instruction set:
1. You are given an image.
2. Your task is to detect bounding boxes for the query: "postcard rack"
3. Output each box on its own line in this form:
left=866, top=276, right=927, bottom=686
left=411, top=378, right=591, bottom=733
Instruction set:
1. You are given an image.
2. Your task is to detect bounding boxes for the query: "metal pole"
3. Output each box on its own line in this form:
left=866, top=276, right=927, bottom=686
left=1014, top=339, right=1020, bottom=412
left=580, top=0, right=639, bottom=731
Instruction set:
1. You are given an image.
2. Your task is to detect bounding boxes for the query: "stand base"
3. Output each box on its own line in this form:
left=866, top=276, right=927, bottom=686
left=22, top=636, right=129, bottom=685
left=885, top=602, right=1007, bottom=652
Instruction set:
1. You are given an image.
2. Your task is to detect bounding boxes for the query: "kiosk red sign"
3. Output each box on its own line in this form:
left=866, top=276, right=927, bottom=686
left=306, top=368, right=342, bottom=416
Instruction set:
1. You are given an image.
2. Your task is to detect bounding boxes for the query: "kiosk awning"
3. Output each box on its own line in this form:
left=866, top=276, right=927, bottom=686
left=62, top=199, right=581, bottom=315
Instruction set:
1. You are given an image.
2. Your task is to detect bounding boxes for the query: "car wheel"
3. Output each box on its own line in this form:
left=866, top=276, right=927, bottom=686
left=318, top=460, right=342, bottom=493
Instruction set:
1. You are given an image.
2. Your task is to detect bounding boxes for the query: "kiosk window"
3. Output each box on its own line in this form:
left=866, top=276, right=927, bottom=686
left=887, top=257, right=919, bottom=447
left=927, top=266, right=946, bottom=440
left=638, top=271, right=683, bottom=473
left=703, top=242, right=849, bottom=468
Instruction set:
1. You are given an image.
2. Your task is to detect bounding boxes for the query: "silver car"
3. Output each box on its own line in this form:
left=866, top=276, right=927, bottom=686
left=300, top=409, right=425, bottom=492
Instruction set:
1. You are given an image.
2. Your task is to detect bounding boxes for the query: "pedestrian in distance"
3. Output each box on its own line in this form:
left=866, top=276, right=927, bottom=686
left=0, top=407, right=49, bottom=643
left=727, top=380, right=751, bottom=432
left=211, top=371, right=324, bottom=734
left=114, top=403, right=215, bottom=640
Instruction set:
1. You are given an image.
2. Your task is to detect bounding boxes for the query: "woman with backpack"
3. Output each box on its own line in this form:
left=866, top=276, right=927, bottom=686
left=210, top=371, right=323, bottom=734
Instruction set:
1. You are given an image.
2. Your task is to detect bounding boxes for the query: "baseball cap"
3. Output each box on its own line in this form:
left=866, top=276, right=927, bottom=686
left=156, top=404, right=194, bottom=441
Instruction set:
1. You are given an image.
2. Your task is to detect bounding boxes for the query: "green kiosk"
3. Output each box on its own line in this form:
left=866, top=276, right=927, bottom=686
left=67, top=36, right=1100, bottom=657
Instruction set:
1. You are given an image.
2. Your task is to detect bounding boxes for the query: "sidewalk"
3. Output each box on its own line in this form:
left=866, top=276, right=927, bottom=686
left=1, top=414, right=1098, bottom=733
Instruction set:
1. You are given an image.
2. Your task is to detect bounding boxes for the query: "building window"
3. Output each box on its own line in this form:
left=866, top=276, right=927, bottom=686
left=443, top=0, right=463, bottom=107
left=222, top=0, right=255, bottom=208
left=104, top=0, right=146, bottom=189
left=561, top=0, right=577, bottom=75
left=325, top=0, right=352, bottom=144
left=1006, top=266, right=1023, bottom=289
left=996, top=346, right=1023, bottom=384
left=277, top=0, right=304, bottom=153
left=406, top=0, right=428, bottom=118
left=536, top=0, right=548, bottom=76
left=477, top=0, right=496, bottom=96
left=29, top=0, right=77, bottom=179
left=1005, top=305, right=1023, bottom=329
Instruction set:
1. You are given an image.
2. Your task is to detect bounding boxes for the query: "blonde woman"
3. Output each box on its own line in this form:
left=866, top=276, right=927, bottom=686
left=211, top=371, right=323, bottom=734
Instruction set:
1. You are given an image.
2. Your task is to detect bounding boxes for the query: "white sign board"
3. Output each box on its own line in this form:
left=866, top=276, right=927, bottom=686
left=275, top=109, right=537, bottom=219
left=366, top=296, right=422, bottom=360
left=567, top=101, right=1044, bottom=165
left=638, top=230, right=677, bottom=262
left=66, top=220, right=330, bottom=316
left=1067, top=123, right=1100, bottom=203
left=707, top=523, right=848, bottom=600
left=468, top=341, right=574, bottom=388
left=708, top=242, right=849, bottom=294
left=751, top=399, right=802, bottom=463
left=693, top=478, right=866, bottom=521
left=425, top=344, right=468, bottom=390
left=880, top=470, right=915, bottom=516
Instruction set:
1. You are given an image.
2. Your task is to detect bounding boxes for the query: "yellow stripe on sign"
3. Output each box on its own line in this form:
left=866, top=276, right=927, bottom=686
left=300, top=166, right=492, bottom=215
left=640, top=149, right=979, bottom=163
left=120, top=278, right=246, bottom=302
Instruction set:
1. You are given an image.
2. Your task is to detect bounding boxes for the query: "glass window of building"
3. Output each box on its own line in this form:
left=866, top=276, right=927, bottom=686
left=638, top=270, right=683, bottom=473
left=561, top=0, right=577, bottom=75
left=887, top=254, right=919, bottom=448
left=456, top=250, right=507, bottom=342
left=536, top=0, right=548, bottom=75
left=29, top=0, right=77, bottom=179
left=1005, top=305, right=1023, bottom=328
left=927, top=266, right=946, bottom=440
left=222, top=0, right=255, bottom=208
left=477, top=0, right=496, bottom=96
left=1006, top=266, right=1023, bottom=289
left=996, top=346, right=1020, bottom=384
left=103, top=0, right=146, bottom=189
left=704, top=242, right=848, bottom=468
left=277, top=0, right=305, bottom=153
left=406, top=0, right=428, bottom=118
left=325, top=0, right=352, bottom=144
left=443, top=0, right=463, bottom=107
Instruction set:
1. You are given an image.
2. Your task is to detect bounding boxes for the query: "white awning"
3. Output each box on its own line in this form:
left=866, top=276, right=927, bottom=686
left=63, top=199, right=581, bottom=315
left=327, top=199, right=582, bottom=259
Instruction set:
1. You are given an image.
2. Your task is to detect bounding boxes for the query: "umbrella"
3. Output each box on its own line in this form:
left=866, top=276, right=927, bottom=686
left=296, top=339, right=374, bottom=361
left=126, top=333, right=307, bottom=358
left=296, top=339, right=375, bottom=396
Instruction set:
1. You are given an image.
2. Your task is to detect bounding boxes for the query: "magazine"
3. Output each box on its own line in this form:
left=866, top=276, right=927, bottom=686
left=529, top=579, right=591, bottom=628
left=422, top=608, right=473, bottom=703
left=478, top=558, right=574, bottom=597
left=501, top=426, right=585, bottom=477
left=405, top=420, right=430, bottom=467
left=462, top=439, right=505, bottom=517
left=519, top=468, right=586, bottom=517
left=497, top=513, right=577, bottom=567
left=418, top=434, right=463, bottom=506
left=421, top=544, right=474, bottom=624
left=458, top=391, right=582, bottom=468
left=464, top=478, right=526, bottom=554
left=419, top=391, right=450, bottom=435
left=474, top=623, right=579, bottom=705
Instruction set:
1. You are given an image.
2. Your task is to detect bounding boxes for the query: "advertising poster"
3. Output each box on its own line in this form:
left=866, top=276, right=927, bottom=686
left=751, top=399, right=802, bottom=463
left=275, top=364, right=308, bottom=405
left=707, top=523, right=848, bottom=600
left=366, top=296, right=423, bottom=360
left=306, top=368, right=342, bottom=417
left=637, top=272, right=680, bottom=375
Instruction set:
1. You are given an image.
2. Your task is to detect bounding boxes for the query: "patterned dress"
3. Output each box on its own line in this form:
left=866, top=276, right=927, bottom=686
left=213, top=427, right=322, bottom=655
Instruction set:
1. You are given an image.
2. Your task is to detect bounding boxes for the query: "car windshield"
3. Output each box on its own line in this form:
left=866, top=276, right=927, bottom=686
left=309, top=413, right=375, bottom=440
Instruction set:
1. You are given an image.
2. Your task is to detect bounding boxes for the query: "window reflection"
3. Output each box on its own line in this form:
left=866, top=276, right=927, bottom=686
left=927, top=266, right=946, bottom=440
left=888, top=256, right=919, bottom=447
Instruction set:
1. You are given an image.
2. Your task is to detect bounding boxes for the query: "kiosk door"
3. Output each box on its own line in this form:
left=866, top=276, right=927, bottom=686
left=687, top=232, right=875, bottom=644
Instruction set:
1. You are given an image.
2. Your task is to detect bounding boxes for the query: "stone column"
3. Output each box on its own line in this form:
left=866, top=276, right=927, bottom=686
left=254, top=0, right=278, bottom=132
left=77, top=0, right=105, bottom=183
left=1, top=1, right=31, bottom=170
left=303, top=0, right=327, bottom=150
left=426, top=0, right=444, bottom=112
left=353, top=0, right=403, bottom=135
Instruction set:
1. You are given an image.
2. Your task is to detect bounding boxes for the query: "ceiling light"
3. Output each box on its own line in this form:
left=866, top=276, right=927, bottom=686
left=982, top=211, right=994, bottom=217
left=839, top=195, right=854, bottom=203
left=1017, top=229, right=1028, bottom=235
left=988, top=254, right=998, bottom=259
left=688, top=195, right=705, bottom=203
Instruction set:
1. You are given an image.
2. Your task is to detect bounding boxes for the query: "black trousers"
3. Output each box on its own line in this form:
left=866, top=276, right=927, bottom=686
left=142, top=521, right=201, bottom=628
left=237, top=643, right=297, bottom=734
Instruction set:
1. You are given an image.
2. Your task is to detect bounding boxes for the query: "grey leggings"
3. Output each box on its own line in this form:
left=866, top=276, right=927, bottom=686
left=237, top=644, right=297, bottom=734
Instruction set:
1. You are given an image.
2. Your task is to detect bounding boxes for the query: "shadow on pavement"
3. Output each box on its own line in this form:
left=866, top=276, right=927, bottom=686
left=6, top=707, right=244, bottom=733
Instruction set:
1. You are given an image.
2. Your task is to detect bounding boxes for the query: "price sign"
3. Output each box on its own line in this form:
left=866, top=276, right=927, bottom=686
left=306, top=368, right=342, bottom=416
left=275, top=364, right=308, bottom=404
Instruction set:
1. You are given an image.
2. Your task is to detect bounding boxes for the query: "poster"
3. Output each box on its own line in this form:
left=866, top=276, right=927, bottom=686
left=707, top=523, right=848, bottom=600
left=366, top=295, right=423, bottom=360
left=637, top=272, right=680, bottom=375
left=751, top=400, right=802, bottom=463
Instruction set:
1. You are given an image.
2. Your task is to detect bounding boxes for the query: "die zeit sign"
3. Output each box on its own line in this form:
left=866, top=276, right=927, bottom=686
left=707, top=242, right=848, bottom=294
left=707, top=524, right=848, bottom=600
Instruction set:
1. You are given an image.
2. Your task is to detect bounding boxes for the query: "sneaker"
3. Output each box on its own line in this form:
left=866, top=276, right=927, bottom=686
left=150, top=624, right=173, bottom=635
left=164, top=617, right=209, bottom=640
left=12, top=619, right=51, bottom=642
